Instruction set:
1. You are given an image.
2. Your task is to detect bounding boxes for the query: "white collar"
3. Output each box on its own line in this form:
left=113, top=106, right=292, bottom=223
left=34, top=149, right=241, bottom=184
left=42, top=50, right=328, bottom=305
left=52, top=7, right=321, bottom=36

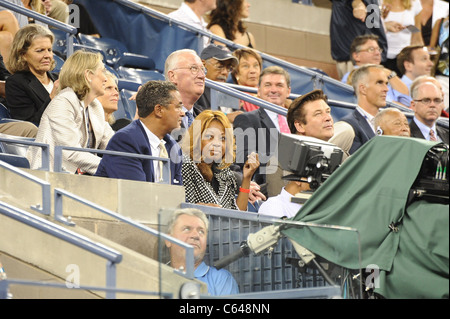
left=139, top=120, right=165, bottom=150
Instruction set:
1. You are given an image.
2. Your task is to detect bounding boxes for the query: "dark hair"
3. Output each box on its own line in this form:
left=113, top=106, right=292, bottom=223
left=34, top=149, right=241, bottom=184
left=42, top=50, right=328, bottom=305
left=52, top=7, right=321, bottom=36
left=287, top=89, right=328, bottom=133
left=207, top=0, right=246, bottom=41
left=396, top=45, right=426, bottom=76
left=136, top=80, right=178, bottom=118
left=349, top=34, right=380, bottom=65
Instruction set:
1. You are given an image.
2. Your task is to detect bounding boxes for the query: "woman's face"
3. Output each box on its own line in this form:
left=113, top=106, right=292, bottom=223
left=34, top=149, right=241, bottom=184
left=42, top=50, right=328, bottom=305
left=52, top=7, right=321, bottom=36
left=88, top=64, right=108, bottom=98
left=201, top=120, right=226, bottom=164
left=97, top=75, right=119, bottom=116
left=236, top=54, right=260, bottom=87
left=23, top=36, right=53, bottom=76
left=240, top=0, right=251, bottom=19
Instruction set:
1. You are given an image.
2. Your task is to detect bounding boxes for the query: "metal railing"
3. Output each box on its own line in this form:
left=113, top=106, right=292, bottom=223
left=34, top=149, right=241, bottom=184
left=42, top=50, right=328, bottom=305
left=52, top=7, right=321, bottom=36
left=53, top=187, right=196, bottom=279
left=0, top=137, right=50, bottom=171
left=0, top=159, right=51, bottom=216
left=0, top=0, right=77, bottom=56
left=0, top=200, right=122, bottom=299
left=0, top=278, right=173, bottom=299
left=180, top=202, right=363, bottom=298
left=53, top=145, right=172, bottom=184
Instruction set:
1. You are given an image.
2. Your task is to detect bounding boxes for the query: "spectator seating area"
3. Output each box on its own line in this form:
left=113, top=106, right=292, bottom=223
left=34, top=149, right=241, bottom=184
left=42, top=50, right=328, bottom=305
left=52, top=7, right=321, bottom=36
left=0, top=0, right=448, bottom=300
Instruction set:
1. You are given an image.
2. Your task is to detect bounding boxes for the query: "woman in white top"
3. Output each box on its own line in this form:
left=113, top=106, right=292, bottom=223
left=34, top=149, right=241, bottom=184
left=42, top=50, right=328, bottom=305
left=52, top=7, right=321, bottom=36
left=382, top=0, right=424, bottom=73
left=27, top=50, right=115, bottom=175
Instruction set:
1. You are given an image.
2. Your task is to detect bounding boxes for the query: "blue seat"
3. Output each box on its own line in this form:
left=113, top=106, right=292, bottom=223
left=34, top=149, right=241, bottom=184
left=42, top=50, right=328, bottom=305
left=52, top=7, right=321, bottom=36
left=0, top=103, right=11, bottom=119
left=0, top=133, right=35, bottom=157
left=118, top=79, right=141, bottom=92
left=51, top=28, right=79, bottom=58
left=115, top=89, right=137, bottom=121
left=77, top=34, right=155, bottom=70
left=116, top=66, right=165, bottom=85
left=53, top=54, right=65, bottom=73
left=0, top=153, right=30, bottom=169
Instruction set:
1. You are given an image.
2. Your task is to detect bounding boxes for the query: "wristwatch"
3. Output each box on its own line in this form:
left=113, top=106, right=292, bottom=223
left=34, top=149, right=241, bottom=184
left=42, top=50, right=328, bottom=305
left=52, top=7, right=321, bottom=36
left=387, top=71, right=397, bottom=80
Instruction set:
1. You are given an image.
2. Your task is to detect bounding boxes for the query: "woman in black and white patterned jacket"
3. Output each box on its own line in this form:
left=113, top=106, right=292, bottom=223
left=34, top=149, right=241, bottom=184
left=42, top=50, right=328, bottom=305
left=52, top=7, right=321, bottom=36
left=181, top=110, right=259, bottom=211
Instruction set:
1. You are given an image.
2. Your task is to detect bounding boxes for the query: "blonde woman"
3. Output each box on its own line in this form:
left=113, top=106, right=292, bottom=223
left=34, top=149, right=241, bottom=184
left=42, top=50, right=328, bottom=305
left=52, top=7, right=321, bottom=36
left=27, top=50, right=115, bottom=174
left=181, top=110, right=259, bottom=210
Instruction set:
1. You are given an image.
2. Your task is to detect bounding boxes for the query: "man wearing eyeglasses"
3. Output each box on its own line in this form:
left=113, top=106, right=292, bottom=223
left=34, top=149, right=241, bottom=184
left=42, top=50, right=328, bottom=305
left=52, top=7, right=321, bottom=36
left=165, top=49, right=207, bottom=130
left=195, top=44, right=243, bottom=122
left=342, top=34, right=410, bottom=107
left=409, top=81, right=449, bottom=144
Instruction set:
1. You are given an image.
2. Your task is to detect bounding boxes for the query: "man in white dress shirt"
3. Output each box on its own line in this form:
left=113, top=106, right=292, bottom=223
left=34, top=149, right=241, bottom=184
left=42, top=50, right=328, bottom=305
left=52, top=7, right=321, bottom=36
left=168, top=0, right=217, bottom=48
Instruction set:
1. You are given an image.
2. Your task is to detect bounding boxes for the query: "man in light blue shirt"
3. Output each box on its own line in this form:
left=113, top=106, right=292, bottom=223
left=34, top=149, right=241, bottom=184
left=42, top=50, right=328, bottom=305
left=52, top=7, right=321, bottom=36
left=342, top=34, right=410, bottom=107
left=166, top=208, right=239, bottom=296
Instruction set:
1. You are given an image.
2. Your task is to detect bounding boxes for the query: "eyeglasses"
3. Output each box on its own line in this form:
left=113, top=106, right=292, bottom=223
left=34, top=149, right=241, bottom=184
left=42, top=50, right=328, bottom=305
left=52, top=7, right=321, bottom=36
left=206, top=60, right=234, bottom=73
left=414, top=98, right=444, bottom=105
left=172, top=65, right=207, bottom=76
left=358, top=47, right=383, bottom=54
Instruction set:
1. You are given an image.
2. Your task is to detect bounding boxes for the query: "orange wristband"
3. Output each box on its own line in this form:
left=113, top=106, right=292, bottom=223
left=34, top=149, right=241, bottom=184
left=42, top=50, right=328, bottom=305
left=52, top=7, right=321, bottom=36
left=239, top=187, right=251, bottom=193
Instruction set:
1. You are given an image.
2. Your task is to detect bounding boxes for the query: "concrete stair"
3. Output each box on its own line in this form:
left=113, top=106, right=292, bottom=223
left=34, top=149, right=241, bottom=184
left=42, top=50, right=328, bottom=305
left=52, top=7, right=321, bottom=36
left=0, top=166, right=207, bottom=298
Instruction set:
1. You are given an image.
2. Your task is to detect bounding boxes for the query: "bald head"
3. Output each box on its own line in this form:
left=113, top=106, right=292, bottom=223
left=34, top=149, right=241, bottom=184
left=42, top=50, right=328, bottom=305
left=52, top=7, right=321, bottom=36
left=374, top=108, right=410, bottom=137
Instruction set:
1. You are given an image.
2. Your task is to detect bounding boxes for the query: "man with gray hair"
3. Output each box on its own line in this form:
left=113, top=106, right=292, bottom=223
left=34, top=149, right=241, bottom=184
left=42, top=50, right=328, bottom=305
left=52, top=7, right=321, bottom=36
left=165, top=49, right=206, bottom=130
left=165, top=208, right=239, bottom=296
left=329, top=64, right=389, bottom=154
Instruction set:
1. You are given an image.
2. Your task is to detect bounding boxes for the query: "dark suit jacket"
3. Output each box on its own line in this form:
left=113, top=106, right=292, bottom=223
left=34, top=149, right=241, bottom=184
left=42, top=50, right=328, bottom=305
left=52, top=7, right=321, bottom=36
left=340, top=109, right=375, bottom=154
left=5, top=71, right=59, bottom=126
left=194, top=87, right=211, bottom=112
left=233, top=108, right=279, bottom=186
left=95, top=120, right=183, bottom=185
left=172, top=104, right=204, bottom=142
left=409, top=118, right=449, bottom=145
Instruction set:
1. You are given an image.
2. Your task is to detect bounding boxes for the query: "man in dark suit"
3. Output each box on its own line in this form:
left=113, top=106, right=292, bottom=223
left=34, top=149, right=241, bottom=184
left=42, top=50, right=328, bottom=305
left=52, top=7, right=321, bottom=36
left=95, top=81, right=184, bottom=185
left=409, top=80, right=449, bottom=144
left=329, top=64, right=389, bottom=155
left=233, top=66, right=291, bottom=196
left=163, top=49, right=206, bottom=142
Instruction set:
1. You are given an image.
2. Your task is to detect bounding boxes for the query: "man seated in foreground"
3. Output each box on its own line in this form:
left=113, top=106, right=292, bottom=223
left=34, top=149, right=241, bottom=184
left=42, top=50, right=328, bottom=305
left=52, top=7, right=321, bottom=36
left=166, top=208, right=239, bottom=296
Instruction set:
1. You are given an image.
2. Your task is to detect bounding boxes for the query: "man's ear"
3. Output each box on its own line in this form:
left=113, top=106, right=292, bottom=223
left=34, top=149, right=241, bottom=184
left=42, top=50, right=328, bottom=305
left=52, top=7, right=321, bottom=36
left=404, top=61, right=413, bottom=73
left=352, top=52, right=359, bottom=64
left=294, top=121, right=305, bottom=134
left=359, top=83, right=367, bottom=96
left=154, top=104, right=165, bottom=117
left=167, top=70, right=177, bottom=84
